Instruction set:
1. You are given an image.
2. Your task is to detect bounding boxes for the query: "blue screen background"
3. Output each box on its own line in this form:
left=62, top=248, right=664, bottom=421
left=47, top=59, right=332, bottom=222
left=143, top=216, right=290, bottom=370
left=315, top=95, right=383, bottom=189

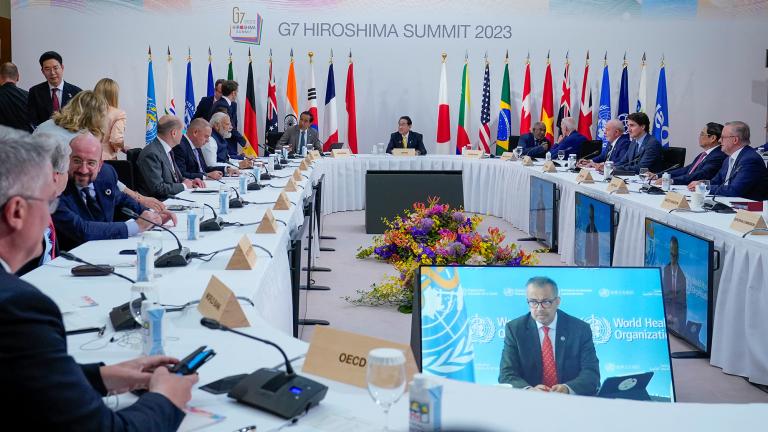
left=574, top=193, right=613, bottom=266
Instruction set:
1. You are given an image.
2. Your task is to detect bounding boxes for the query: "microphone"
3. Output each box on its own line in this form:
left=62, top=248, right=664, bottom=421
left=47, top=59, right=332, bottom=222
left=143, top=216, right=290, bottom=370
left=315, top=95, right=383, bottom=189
left=229, top=186, right=245, bottom=208
left=120, top=208, right=191, bottom=267
left=247, top=170, right=262, bottom=191
left=200, top=318, right=328, bottom=419
left=611, top=154, right=643, bottom=176
left=227, top=160, right=270, bottom=184
left=60, top=250, right=143, bottom=332
left=570, top=149, right=602, bottom=172
left=640, top=163, right=681, bottom=194
left=169, top=195, right=223, bottom=231
left=703, top=165, right=740, bottom=214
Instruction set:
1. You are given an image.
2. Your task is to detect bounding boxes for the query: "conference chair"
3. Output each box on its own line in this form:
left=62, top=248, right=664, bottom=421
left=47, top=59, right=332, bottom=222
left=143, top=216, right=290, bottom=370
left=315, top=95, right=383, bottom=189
left=661, top=147, right=686, bottom=172
left=126, top=148, right=145, bottom=194
left=508, top=135, right=520, bottom=150
left=579, top=139, right=603, bottom=159
left=103, top=159, right=134, bottom=190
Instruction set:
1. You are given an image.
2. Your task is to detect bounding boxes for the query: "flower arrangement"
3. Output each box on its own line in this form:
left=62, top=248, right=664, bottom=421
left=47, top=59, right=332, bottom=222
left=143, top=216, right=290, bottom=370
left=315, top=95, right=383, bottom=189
left=352, top=197, right=538, bottom=312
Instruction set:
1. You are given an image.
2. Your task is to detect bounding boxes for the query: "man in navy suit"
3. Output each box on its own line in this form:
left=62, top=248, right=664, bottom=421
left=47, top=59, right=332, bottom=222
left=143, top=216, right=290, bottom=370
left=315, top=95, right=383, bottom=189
left=0, top=63, right=33, bottom=132
left=549, top=117, right=587, bottom=159
left=0, top=133, right=196, bottom=430
left=211, top=80, right=248, bottom=157
left=518, top=122, right=552, bottom=158
left=652, top=122, right=726, bottom=186
left=27, top=51, right=82, bottom=128
left=172, top=118, right=233, bottom=180
left=53, top=133, right=176, bottom=251
left=499, top=276, right=600, bottom=395
left=690, top=121, right=768, bottom=201
left=209, top=111, right=244, bottom=162
left=582, top=119, right=630, bottom=169
left=662, top=236, right=687, bottom=334
left=385, top=116, right=427, bottom=155
left=193, top=78, right=224, bottom=121
left=614, top=112, right=664, bottom=174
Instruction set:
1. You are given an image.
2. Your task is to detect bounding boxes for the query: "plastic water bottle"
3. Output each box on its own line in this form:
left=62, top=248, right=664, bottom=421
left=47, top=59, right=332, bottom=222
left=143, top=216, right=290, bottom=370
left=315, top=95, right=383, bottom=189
left=186, top=212, right=199, bottom=240
left=661, top=172, right=671, bottom=192
left=568, top=154, right=577, bottom=170
left=545, top=152, right=552, bottom=161
left=219, top=187, right=230, bottom=215
left=136, top=241, right=152, bottom=282
left=763, top=200, right=768, bottom=222
left=408, top=374, right=442, bottom=432
left=140, top=300, right=165, bottom=356
left=239, top=174, right=248, bottom=195
left=604, top=161, right=614, bottom=181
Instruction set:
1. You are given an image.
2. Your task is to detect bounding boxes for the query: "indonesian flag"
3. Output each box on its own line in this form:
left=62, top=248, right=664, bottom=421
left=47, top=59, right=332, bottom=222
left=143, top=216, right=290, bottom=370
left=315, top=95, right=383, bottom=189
left=578, top=51, right=593, bottom=139
left=456, top=57, right=471, bottom=154
left=556, top=55, right=571, bottom=138
left=242, top=48, right=259, bottom=158
left=322, top=56, right=338, bottom=151
left=164, top=47, right=176, bottom=116
left=436, top=55, right=451, bottom=154
left=286, top=49, right=299, bottom=119
left=520, top=56, right=531, bottom=135
left=307, top=53, right=318, bottom=131
left=540, top=55, right=554, bottom=143
left=345, top=52, right=358, bottom=154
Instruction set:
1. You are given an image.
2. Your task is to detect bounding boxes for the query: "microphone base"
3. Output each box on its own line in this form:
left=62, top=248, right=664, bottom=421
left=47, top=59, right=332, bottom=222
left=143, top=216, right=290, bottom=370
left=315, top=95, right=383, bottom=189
left=228, top=368, right=328, bottom=419
left=640, top=185, right=666, bottom=195
left=273, top=164, right=283, bottom=170
left=280, top=158, right=289, bottom=165
left=247, top=182, right=262, bottom=191
left=109, top=298, right=143, bottom=332
left=200, top=217, right=224, bottom=231
left=702, top=200, right=736, bottom=214
left=260, top=173, right=273, bottom=181
left=155, top=247, right=192, bottom=268
left=229, top=198, right=245, bottom=208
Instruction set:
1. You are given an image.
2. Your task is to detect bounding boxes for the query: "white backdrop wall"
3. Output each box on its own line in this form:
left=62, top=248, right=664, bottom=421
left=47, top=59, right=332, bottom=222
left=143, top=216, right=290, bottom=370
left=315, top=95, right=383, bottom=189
left=11, top=1, right=768, bottom=162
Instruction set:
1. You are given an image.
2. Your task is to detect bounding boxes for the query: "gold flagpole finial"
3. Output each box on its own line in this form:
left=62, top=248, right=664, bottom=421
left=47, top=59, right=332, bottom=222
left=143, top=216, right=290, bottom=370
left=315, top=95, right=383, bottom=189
left=441, top=52, right=447, bottom=63
left=167, top=46, right=171, bottom=62
left=308, top=51, right=314, bottom=64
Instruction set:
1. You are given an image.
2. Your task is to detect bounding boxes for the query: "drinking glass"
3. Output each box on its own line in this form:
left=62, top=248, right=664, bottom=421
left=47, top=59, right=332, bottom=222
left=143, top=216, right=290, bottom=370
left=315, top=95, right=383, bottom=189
left=557, top=150, right=565, bottom=162
left=366, top=348, right=406, bottom=431
left=638, top=167, right=649, bottom=182
left=699, top=180, right=711, bottom=195
left=514, top=147, right=523, bottom=160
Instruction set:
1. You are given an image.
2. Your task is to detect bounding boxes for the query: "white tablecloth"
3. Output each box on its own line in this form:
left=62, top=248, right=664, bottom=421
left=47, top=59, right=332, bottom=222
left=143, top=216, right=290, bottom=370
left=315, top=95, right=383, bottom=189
left=312, top=154, right=768, bottom=385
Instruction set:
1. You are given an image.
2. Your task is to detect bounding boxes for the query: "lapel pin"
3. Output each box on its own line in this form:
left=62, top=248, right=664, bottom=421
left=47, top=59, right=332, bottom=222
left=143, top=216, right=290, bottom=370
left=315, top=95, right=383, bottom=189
left=105, top=189, right=112, bottom=196
left=560, top=336, right=565, bottom=341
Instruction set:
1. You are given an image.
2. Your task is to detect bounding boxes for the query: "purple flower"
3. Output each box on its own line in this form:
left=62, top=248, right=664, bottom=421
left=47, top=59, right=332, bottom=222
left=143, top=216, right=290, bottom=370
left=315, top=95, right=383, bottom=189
left=419, top=218, right=435, bottom=231
left=452, top=211, right=465, bottom=222
left=506, top=256, right=523, bottom=266
left=422, top=246, right=436, bottom=260
left=457, top=233, right=472, bottom=247
left=374, top=244, right=397, bottom=259
left=447, top=242, right=467, bottom=257
left=426, top=205, right=446, bottom=216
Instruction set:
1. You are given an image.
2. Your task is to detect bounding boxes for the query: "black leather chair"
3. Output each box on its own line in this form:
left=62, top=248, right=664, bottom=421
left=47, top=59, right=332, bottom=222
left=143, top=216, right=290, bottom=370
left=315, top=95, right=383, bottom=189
left=508, top=135, right=520, bottom=150
left=578, top=140, right=603, bottom=159
left=103, top=160, right=134, bottom=190
left=126, top=148, right=144, bottom=193
left=662, top=147, right=686, bottom=172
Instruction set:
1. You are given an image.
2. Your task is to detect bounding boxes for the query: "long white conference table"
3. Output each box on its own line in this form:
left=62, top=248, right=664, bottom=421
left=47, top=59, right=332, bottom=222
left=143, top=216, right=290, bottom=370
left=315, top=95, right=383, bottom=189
left=20, top=155, right=768, bottom=431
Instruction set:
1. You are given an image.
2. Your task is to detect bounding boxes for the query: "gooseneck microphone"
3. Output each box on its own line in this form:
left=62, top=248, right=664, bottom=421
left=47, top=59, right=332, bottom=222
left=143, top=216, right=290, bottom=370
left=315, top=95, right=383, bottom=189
left=200, top=317, right=328, bottom=419
left=120, top=208, right=191, bottom=267
left=570, top=149, right=601, bottom=172
left=640, top=163, right=681, bottom=194
left=170, top=195, right=223, bottom=231
left=229, top=186, right=245, bottom=208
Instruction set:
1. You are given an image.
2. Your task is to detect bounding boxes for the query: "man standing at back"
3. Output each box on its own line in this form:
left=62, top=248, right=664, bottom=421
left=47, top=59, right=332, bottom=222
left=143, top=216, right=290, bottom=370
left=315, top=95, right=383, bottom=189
left=0, top=63, right=32, bottom=132
left=193, top=78, right=224, bottom=121
left=211, top=80, right=248, bottom=156
left=27, top=51, right=82, bottom=128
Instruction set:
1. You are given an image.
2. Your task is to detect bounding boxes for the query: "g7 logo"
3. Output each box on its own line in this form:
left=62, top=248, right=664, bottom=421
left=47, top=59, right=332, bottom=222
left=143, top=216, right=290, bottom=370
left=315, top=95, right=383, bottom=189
left=232, top=7, right=245, bottom=24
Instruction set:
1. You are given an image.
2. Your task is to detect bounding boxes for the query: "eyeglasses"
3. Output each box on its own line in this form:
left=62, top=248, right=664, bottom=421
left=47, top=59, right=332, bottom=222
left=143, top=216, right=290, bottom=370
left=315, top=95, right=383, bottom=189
left=70, top=157, right=99, bottom=169
left=721, top=135, right=737, bottom=141
left=42, top=65, right=61, bottom=74
left=527, top=298, right=557, bottom=309
left=20, top=195, right=60, bottom=214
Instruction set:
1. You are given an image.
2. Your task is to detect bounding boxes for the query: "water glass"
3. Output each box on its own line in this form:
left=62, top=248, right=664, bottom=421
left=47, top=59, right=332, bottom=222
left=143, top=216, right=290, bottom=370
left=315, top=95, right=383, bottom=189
left=367, top=348, right=407, bottom=431
left=557, top=150, right=565, bottom=162
left=699, top=180, right=711, bottom=195
left=514, top=147, right=523, bottom=160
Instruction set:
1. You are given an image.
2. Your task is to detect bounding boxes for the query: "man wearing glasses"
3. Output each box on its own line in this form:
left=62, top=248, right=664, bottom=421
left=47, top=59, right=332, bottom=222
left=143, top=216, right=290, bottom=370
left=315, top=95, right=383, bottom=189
left=499, top=276, right=600, bottom=395
left=27, top=51, right=82, bottom=128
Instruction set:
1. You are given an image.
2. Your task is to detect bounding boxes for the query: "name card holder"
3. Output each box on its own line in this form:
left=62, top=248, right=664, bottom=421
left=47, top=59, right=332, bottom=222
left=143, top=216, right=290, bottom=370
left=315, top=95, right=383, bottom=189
left=238, top=159, right=254, bottom=169
left=292, top=169, right=303, bottom=182
left=197, top=276, right=250, bottom=328
left=730, top=210, right=768, bottom=234
left=273, top=192, right=292, bottom=210
left=462, top=149, right=483, bottom=159
left=542, top=160, right=558, bottom=173
left=500, top=152, right=517, bottom=161
left=575, top=169, right=595, bottom=184
left=331, top=148, right=352, bottom=158
left=606, top=177, right=629, bottom=194
left=521, top=156, right=534, bottom=166
left=310, top=150, right=321, bottom=160
left=256, top=208, right=278, bottom=233
left=660, top=192, right=690, bottom=210
left=284, top=179, right=298, bottom=192
left=392, top=148, right=416, bottom=157
left=299, top=160, right=309, bottom=171
left=226, top=235, right=258, bottom=270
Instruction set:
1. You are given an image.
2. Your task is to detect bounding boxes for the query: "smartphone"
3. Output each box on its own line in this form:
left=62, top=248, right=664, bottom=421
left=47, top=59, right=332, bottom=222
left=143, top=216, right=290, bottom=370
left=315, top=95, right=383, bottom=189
left=168, top=346, right=216, bottom=375
left=167, top=204, right=188, bottom=212
left=71, top=264, right=114, bottom=276
left=191, top=189, right=218, bottom=194
left=119, top=249, right=136, bottom=255
left=199, top=373, right=248, bottom=395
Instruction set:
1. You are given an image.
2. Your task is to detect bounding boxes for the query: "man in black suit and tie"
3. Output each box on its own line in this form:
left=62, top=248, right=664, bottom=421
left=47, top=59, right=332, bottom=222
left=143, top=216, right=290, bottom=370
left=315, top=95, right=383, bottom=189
left=277, top=111, right=323, bottom=153
left=0, top=133, right=196, bottom=430
left=173, top=118, right=236, bottom=180
left=137, top=115, right=205, bottom=200
left=211, top=80, right=248, bottom=157
left=499, top=276, right=600, bottom=395
left=651, top=122, right=726, bottom=186
left=518, top=122, right=552, bottom=159
left=27, top=51, right=82, bottom=128
left=614, top=112, right=664, bottom=174
left=0, top=63, right=33, bottom=132
left=386, top=116, right=427, bottom=155
left=193, top=78, right=224, bottom=121
left=662, top=236, right=687, bottom=334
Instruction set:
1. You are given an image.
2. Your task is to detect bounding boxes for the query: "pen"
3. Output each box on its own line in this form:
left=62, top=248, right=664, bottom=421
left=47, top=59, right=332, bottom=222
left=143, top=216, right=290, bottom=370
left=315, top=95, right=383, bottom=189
left=65, top=325, right=106, bottom=336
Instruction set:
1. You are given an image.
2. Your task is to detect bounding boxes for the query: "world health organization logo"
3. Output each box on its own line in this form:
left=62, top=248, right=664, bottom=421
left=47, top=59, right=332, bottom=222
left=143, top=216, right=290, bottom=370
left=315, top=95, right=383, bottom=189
left=469, top=315, right=495, bottom=344
left=583, top=314, right=612, bottom=344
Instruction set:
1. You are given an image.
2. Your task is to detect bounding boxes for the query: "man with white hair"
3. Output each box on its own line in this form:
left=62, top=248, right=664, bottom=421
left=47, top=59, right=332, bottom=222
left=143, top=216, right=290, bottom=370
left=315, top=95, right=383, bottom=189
left=580, top=119, right=630, bottom=169
left=210, top=111, right=240, bottom=163
left=548, top=117, right=586, bottom=159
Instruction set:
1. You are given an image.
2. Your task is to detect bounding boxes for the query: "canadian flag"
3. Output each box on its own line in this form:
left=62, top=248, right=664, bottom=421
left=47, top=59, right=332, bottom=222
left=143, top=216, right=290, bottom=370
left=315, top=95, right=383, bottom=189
left=519, top=57, right=531, bottom=135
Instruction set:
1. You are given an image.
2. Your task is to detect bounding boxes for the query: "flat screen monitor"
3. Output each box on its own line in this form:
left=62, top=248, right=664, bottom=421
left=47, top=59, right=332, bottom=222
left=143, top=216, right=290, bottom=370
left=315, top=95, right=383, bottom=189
left=644, top=218, right=714, bottom=354
left=528, top=176, right=558, bottom=251
left=413, top=265, right=675, bottom=402
left=574, top=192, right=615, bottom=266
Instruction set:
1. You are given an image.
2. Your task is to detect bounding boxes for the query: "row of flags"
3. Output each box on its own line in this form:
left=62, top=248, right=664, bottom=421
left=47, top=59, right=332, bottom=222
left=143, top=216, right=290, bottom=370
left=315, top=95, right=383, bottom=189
left=145, top=47, right=358, bottom=155
left=435, top=51, right=670, bottom=156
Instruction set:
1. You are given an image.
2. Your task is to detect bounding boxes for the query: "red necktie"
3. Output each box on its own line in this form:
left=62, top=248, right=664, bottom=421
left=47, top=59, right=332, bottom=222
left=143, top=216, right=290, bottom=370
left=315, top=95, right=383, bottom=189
left=688, top=151, right=707, bottom=175
left=47, top=218, right=57, bottom=259
left=541, top=326, right=558, bottom=387
left=51, top=88, right=60, bottom=112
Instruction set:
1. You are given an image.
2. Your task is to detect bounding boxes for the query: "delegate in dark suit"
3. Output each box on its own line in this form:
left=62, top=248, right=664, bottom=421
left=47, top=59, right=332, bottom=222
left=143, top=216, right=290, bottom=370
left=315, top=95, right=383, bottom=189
left=592, top=134, right=631, bottom=164
left=211, top=97, right=247, bottom=155
left=385, top=131, right=427, bottom=155
left=662, top=263, right=687, bottom=332
left=173, top=135, right=224, bottom=180
left=137, top=138, right=186, bottom=200
left=53, top=164, right=145, bottom=251
left=615, top=134, right=664, bottom=174
left=499, top=310, right=600, bottom=395
left=549, top=131, right=587, bottom=159
left=709, top=145, right=768, bottom=201
left=518, top=132, right=552, bottom=159
left=27, top=81, right=82, bottom=127
left=0, top=82, right=33, bottom=132
left=277, top=125, right=323, bottom=153
left=0, top=267, right=184, bottom=430
left=193, top=95, right=216, bottom=121
left=667, top=146, right=726, bottom=185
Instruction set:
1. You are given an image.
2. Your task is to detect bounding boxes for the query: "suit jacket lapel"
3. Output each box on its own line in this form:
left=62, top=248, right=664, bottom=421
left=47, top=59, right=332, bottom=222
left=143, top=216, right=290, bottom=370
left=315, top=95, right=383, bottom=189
left=525, top=315, right=543, bottom=380
left=555, top=314, right=567, bottom=376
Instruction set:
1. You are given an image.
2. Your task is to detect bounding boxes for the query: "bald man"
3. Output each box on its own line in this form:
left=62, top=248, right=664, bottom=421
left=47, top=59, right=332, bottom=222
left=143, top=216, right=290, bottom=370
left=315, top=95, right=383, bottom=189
left=53, top=132, right=176, bottom=251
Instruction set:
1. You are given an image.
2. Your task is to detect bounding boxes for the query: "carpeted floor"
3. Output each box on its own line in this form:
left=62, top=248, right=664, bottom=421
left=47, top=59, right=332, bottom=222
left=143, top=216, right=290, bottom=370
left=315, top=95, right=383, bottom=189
left=298, top=210, right=768, bottom=403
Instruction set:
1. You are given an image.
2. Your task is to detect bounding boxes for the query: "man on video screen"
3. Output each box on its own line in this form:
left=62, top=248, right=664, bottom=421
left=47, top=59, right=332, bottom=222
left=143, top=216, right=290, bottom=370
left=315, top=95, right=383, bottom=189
left=662, top=236, right=687, bottom=332
left=499, top=276, right=600, bottom=395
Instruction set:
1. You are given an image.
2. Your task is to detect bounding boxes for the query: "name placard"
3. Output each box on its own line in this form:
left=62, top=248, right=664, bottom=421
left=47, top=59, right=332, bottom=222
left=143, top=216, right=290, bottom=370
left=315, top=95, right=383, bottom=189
left=660, top=192, right=690, bottom=210
left=273, top=192, right=291, bottom=210
left=197, top=276, right=250, bottom=328
left=332, top=148, right=352, bottom=158
left=238, top=159, right=254, bottom=169
left=303, top=327, right=418, bottom=388
left=730, top=210, right=768, bottom=234
left=299, top=160, right=309, bottom=171
left=575, top=169, right=595, bottom=184
left=521, top=156, right=534, bottom=166
left=310, top=150, right=321, bottom=160
left=226, top=235, right=258, bottom=270
left=255, top=208, right=277, bottom=233
left=462, top=149, right=483, bottom=159
left=542, top=160, right=558, bottom=173
left=292, top=169, right=303, bottom=182
left=392, top=148, right=416, bottom=157
left=500, top=152, right=516, bottom=161
left=284, top=178, right=298, bottom=192
left=606, top=177, right=629, bottom=194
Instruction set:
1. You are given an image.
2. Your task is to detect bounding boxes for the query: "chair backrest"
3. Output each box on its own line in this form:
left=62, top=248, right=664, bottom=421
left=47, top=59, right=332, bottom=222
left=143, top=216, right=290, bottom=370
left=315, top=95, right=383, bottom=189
left=126, top=148, right=144, bottom=193
left=103, top=160, right=134, bottom=190
left=662, top=147, right=686, bottom=172
left=508, top=135, right=520, bottom=150
left=579, top=140, right=603, bottom=159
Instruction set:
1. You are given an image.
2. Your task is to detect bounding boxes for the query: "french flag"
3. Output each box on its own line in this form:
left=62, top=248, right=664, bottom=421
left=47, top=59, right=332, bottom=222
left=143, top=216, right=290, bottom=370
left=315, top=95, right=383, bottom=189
left=323, top=58, right=338, bottom=151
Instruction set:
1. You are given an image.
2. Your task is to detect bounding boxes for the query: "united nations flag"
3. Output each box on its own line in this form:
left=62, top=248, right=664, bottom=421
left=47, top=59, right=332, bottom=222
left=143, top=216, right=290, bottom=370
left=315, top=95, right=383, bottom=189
left=420, top=267, right=475, bottom=382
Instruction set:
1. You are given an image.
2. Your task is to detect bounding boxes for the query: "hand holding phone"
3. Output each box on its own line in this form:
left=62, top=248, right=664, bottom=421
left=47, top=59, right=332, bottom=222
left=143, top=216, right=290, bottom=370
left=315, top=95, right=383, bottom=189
left=168, top=346, right=216, bottom=375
